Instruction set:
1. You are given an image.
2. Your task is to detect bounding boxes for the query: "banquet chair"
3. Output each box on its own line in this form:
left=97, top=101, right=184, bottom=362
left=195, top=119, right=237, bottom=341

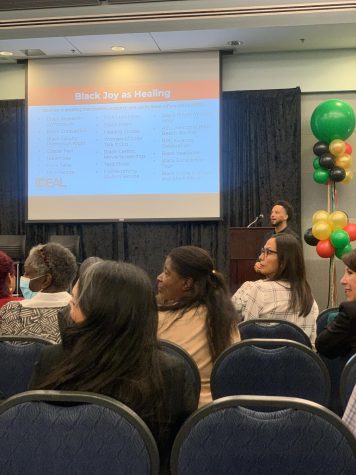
left=0, top=390, right=159, bottom=475
left=340, top=354, right=356, bottom=410
left=238, top=318, right=312, bottom=348
left=316, top=307, right=339, bottom=335
left=159, top=339, right=201, bottom=407
left=0, top=335, right=53, bottom=399
left=170, top=396, right=356, bottom=475
left=316, top=307, right=347, bottom=416
left=211, top=339, right=330, bottom=406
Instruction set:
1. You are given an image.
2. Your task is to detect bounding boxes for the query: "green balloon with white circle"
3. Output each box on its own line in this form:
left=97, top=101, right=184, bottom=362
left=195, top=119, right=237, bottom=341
left=313, top=168, right=329, bottom=184
left=311, top=99, right=355, bottom=142
left=330, top=229, right=350, bottom=249
left=313, top=157, right=321, bottom=170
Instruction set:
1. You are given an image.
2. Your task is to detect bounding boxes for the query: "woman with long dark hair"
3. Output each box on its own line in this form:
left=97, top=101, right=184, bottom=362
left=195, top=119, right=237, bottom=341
left=157, top=245, right=240, bottom=406
left=232, top=233, right=318, bottom=344
left=31, top=260, right=196, bottom=467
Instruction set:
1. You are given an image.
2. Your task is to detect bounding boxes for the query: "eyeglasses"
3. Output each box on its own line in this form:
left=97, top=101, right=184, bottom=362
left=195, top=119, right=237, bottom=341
left=260, top=247, right=278, bottom=256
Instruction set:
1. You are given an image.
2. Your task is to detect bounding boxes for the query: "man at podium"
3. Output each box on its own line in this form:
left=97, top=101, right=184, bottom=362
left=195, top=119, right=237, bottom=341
left=256, top=200, right=299, bottom=273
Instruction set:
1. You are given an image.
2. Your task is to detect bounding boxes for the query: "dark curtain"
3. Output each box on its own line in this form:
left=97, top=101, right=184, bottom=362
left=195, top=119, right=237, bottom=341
left=0, top=88, right=300, bottom=282
left=222, top=88, right=301, bottom=233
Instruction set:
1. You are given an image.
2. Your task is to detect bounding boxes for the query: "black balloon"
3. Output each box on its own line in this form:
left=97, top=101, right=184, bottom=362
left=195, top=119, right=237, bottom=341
left=304, top=227, right=319, bottom=246
left=319, top=153, right=335, bottom=169
left=313, top=141, right=329, bottom=157
left=329, top=166, right=346, bottom=182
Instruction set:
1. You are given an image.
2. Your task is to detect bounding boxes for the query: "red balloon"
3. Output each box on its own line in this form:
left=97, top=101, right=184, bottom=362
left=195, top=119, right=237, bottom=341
left=344, top=223, right=356, bottom=241
left=345, top=143, right=353, bottom=154
left=316, top=239, right=335, bottom=258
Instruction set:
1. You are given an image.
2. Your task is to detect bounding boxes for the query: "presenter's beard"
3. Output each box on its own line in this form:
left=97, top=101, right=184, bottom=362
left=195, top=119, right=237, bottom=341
left=271, top=219, right=284, bottom=227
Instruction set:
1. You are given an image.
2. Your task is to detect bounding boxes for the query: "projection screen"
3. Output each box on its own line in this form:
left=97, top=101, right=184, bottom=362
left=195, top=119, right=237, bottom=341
left=27, top=51, right=221, bottom=222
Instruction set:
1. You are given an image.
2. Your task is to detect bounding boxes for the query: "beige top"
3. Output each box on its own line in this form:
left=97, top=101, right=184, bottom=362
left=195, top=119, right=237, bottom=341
left=158, top=305, right=240, bottom=407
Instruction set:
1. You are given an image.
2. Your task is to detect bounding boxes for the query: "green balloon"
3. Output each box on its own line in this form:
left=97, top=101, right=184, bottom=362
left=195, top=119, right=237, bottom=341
left=330, top=229, right=350, bottom=249
left=335, top=243, right=353, bottom=259
left=313, top=157, right=321, bottom=170
left=310, top=99, right=355, bottom=142
left=313, top=167, right=329, bottom=184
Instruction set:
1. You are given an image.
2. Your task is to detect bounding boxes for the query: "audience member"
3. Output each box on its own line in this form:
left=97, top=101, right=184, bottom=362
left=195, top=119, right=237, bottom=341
left=57, top=256, right=103, bottom=337
left=342, top=383, right=356, bottom=438
left=316, top=249, right=356, bottom=358
left=0, top=243, right=77, bottom=343
left=232, top=234, right=318, bottom=345
left=0, top=251, right=23, bottom=308
left=31, top=260, right=196, bottom=469
left=157, top=245, right=240, bottom=406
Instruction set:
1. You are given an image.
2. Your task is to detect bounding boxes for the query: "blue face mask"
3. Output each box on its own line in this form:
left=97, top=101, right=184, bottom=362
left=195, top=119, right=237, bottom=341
left=20, top=275, right=45, bottom=300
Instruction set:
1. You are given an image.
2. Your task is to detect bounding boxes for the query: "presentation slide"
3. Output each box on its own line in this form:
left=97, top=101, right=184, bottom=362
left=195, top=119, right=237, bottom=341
left=27, top=52, right=221, bottom=221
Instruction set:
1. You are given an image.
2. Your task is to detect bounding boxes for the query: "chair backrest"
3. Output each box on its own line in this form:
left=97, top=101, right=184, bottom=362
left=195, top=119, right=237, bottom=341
left=0, top=336, right=53, bottom=399
left=316, top=306, right=346, bottom=415
left=171, top=396, right=356, bottom=475
left=238, top=319, right=312, bottom=348
left=317, top=307, right=339, bottom=335
left=0, top=235, right=26, bottom=261
left=0, top=390, right=159, bottom=475
left=48, top=235, right=80, bottom=260
left=159, top=339, right=201, bottom=407
left=211, top=339, right=330, bottom=406
left=340, top=354, right=356, bottom=409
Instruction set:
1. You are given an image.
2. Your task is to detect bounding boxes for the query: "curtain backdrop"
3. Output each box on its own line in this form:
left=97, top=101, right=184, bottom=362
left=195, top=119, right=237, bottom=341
left=0, top=88, right=301, bottom=283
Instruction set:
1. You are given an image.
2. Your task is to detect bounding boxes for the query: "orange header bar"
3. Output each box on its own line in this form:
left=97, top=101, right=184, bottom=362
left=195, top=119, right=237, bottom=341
left=28, top=80, right=219, bottom=106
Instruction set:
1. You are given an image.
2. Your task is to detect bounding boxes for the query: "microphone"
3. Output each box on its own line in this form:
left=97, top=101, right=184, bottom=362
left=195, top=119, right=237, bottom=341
left=247, top=214, right=264, bottom=228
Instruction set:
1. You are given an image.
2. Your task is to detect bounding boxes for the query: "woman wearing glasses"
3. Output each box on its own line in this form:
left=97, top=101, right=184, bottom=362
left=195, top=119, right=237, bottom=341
left=232, top=233, right=318, bottom=345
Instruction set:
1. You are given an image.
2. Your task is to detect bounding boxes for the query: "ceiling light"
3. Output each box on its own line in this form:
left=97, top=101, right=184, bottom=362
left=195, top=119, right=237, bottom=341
left=0, top=51, right=13, bottom=56
left=111, top=46, right=125, bottom=52
left=227, top=41, right=244, bottom=47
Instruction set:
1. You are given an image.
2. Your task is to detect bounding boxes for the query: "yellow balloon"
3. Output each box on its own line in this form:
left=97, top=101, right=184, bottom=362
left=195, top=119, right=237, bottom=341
left=312, top=210, right=329, bottom=224
left=312, top=221, right=332, bottom=240
left=328, top=210, right=349, bottom=230
left=329, top=139, right=346, bottom=157
left=341, top=170, right=354, bottom=184
left=335, top=153, right=352, bottom=170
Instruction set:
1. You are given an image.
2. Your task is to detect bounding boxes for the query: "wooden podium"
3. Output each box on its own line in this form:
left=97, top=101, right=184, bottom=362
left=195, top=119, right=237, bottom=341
left=229, top=227, right=273, bottom=294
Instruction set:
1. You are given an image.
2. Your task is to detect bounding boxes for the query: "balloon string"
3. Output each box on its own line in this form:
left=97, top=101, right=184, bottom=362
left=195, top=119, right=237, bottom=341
left=327, top=176, right=337, bottom=306
left=334, top=184, right=338, bottom=210
left=328, top=256, right=337, bottom=307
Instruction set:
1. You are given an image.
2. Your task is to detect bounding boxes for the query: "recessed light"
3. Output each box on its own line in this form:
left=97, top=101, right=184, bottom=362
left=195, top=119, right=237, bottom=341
left=0, top=51, right=13, bottom=56
left=111, top=46, right=125, bottom=52
left=227, top=41, right=244, bottom=47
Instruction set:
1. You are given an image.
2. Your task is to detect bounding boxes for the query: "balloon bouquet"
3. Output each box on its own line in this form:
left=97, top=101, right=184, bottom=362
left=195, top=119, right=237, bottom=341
left=304, top=99, right=355, bottom=305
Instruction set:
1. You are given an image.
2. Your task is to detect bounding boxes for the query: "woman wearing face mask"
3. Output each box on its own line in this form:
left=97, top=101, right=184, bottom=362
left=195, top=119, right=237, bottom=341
left=316, top=249, right=356, bottom=358
left=0, top=243, right=77, bottom=343
left=157, top=245, right=240, bottom=407
left=0, top=251, right=23, bottom=309
left=232, top=233, right=319, bottom=345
